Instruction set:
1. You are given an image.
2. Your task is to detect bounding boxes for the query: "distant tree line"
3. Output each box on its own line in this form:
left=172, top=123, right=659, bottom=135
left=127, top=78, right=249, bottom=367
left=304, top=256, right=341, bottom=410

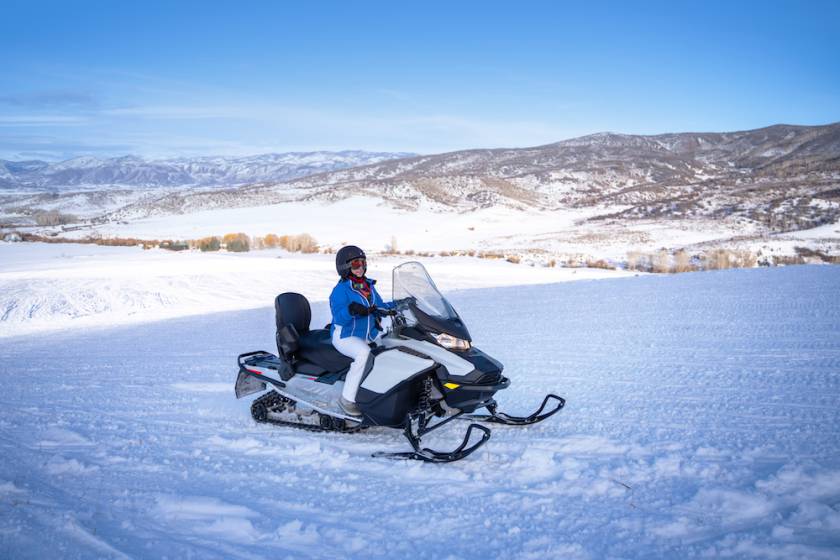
left=13, top=232, right=320, bottom=254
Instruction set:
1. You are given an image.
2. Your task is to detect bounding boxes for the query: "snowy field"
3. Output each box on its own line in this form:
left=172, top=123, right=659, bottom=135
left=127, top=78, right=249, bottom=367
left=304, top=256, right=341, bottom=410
left=9, top=194, right=837, bottom=268
left=1, top=263, right=839, bottom=559
left=86, top=195, right=834, bottom=256
left=0, top=242, right=634, bottom=338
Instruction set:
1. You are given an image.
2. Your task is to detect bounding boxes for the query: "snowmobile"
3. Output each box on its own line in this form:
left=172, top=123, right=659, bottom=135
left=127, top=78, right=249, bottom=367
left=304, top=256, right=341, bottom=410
left=234, top=261, right=565, bottom=463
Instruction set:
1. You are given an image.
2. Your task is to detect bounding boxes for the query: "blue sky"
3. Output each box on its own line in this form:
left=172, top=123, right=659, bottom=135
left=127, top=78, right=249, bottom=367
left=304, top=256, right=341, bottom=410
left=1, top=0, right=838, bottom=160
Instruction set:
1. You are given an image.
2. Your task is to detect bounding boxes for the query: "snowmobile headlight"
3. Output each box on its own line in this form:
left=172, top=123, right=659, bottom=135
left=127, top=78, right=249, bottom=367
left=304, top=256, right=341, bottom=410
left=434, top=332, right=471, bottom=351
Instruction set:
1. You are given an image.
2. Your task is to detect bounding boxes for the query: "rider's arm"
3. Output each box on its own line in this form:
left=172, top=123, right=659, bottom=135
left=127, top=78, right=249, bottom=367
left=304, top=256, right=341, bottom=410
left=330, top=284, right=353, bottom=324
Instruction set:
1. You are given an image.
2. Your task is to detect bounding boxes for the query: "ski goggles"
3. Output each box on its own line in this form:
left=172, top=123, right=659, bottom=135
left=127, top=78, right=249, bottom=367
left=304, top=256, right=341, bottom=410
left=348, top=258, right=366, bottom=269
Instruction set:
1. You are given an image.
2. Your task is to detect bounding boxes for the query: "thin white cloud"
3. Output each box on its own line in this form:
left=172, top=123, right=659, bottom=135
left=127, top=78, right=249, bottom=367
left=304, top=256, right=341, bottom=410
left=0, top=91, right=99, bottom=109
left=100, top=105, right=250, bottom=119
left=0, top=65, right=581, bottom=154
left=0, top=88, right=578, bottom=157
left=88, top=100, right=567, bottom=150
left=0, top=115, right=89, bottom=126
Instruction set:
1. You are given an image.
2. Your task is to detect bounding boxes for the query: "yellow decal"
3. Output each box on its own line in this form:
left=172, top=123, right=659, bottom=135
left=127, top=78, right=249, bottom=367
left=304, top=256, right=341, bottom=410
left=444, top=383, right=460, bottom=390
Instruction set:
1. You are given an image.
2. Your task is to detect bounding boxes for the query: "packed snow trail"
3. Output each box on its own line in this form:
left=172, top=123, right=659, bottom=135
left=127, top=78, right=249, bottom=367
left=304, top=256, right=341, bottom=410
left=1, top=266, right=839, bottom=559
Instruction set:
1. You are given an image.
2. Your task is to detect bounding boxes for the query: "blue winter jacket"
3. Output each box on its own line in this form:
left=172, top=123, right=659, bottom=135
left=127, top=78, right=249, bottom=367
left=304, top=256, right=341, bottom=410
left=329, top=277, right=394, bottom=341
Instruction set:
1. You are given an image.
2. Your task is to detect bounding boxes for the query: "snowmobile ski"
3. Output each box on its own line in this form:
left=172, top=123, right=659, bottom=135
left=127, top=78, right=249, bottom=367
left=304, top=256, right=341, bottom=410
left=462, top=394, right=566, bottom=426
left=372, top=411, right=492, bottom=463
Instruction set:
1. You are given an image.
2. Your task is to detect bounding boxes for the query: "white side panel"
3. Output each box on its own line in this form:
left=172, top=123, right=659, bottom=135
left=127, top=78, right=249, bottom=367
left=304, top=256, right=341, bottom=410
left=360, top=349, right=435, bottom=394
left=284, top=375, right=346, bottom=412
left=382, top=337, right=475, bottom=377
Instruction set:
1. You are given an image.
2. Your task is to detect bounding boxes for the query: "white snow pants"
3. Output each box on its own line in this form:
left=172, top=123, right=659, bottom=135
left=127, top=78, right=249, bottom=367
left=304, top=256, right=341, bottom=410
left=332, top=326, right=372, bottom=402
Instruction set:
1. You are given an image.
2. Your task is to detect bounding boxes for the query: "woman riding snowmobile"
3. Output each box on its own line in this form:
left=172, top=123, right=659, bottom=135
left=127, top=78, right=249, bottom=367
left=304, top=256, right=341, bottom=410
left=234, top=259, right=566, bottom=462
left=330, top=245, right=395, bottom=416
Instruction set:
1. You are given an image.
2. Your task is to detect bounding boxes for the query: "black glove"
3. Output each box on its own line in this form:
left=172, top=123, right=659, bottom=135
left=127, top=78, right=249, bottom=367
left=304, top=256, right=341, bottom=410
left=349, top=302, right=371, bottom=316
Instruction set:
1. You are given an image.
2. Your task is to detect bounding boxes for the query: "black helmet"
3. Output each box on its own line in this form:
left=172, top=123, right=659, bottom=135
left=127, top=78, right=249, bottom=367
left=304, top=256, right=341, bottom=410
left=335, top=245, right=366, bottom=279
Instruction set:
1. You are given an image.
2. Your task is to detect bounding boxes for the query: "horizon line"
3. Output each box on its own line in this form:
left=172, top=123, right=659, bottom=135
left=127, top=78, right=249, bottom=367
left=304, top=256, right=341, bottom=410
left=2, top=120, right=838, bottom=163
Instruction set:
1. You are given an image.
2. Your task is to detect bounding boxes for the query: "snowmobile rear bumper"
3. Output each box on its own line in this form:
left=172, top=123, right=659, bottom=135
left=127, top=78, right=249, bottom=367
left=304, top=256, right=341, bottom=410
left=235, top=351, right=295, bottom=398
left=235, top=369, right=267, bottom=399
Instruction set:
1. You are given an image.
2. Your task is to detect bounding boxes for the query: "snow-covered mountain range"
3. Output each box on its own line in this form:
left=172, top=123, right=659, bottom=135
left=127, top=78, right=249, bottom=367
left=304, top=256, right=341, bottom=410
left=68, top=122, right=838, bottom=233
left=0, top=151, right=415, bottom=190
left=1, top=123, right=838, bottom=260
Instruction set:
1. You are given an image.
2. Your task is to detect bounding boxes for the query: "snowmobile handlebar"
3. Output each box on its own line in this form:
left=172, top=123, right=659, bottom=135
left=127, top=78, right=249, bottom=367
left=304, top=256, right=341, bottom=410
left=374, top=297, right=415, bottom=319
left=376, top=297, right=417, bottom=334
left=373, top=306, right=397, bottom=318
left=392, top=296, right=416, bottom=310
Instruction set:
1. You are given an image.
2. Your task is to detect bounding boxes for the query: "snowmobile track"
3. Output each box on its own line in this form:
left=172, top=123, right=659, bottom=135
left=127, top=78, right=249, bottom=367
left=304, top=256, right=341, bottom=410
left=250, top=390, right=367, bottom=434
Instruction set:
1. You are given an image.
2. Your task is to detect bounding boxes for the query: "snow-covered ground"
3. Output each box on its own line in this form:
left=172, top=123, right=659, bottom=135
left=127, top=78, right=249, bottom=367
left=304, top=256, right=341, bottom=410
left=1, top=257, right=839, bottom=558
left=0, top=242, right=635, bottom=338
left=55, top=196, right=620, bottom=252
left=33, top=194, right=840, bottom=262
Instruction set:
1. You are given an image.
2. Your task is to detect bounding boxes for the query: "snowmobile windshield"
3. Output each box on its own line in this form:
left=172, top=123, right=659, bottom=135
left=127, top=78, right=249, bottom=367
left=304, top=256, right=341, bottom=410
left=392, top=262, right=471, bottom=341
left=392, top=262, right=460, bottom=321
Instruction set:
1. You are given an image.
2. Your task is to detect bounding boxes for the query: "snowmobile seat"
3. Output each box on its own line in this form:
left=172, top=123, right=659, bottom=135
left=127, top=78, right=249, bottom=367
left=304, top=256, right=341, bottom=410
left=275, top=292, right=311, bottom=338
left=275, top=292, right=352, bottom=375
left=298, top=329, right=352, bottom=373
